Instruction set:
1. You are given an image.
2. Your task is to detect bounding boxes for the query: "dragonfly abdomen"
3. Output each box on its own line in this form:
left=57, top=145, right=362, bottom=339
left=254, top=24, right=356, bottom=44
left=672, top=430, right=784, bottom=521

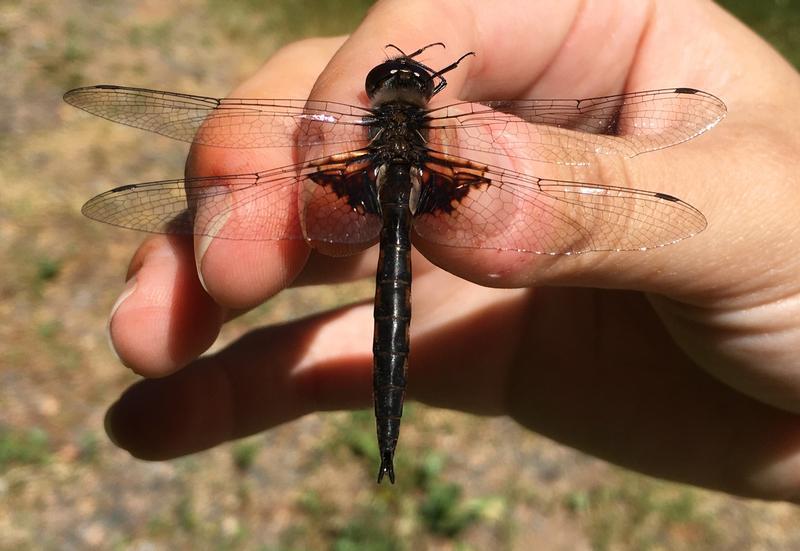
left=373, top=163, right=413, bottom=484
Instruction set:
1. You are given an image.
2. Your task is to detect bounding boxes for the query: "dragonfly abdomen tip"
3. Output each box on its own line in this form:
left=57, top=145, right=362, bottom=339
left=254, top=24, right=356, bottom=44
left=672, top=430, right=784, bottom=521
left=377, top=452, right=396, bottom=484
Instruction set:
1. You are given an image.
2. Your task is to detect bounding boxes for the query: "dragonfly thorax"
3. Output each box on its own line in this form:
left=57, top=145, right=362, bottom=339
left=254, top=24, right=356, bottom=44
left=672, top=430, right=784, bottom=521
left=368, top=102, right=429, bottom=165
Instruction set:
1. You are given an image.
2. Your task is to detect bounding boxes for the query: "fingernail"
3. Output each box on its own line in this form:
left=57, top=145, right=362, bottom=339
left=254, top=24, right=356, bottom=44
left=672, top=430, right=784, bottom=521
left=107, top=275, right=137, bottom=362
left=195, top=234, right=213, bottom=295
left=196, top=233, right=212, bottom=268
left=195, top=210, right=231, bottom=296
left=195, top=250, right=211, bottom=294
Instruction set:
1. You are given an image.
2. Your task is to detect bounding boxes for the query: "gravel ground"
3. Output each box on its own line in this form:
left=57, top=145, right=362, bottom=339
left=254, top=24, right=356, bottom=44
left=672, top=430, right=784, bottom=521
left=2, top=1, right=799, bottom=549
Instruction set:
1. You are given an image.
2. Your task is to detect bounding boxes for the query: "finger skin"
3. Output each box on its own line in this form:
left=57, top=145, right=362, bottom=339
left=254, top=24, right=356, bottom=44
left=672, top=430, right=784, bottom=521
left=109, top=235, right=223, bottom=376
left=187, top=38, right=347, bottom=310
left=307, top=0, right=800, bottom=300
left=105, top=273, right=522, bottom=460
left=109, top=38, right=346, bottom=375
left=508, top=287, right=800, bottom=501
left=107, top=273, right=800, bottom=500
left=113, top=0, right=799, bottom=376
left=106, top=300, right=377, bottom=460
left=104, top=0, right=800, bottom=500
left=313, top=0, right=800, bottom=412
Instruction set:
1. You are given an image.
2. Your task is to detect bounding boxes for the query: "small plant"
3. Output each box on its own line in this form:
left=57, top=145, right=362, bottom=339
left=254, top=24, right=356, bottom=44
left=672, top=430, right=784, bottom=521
left=564, top=474, right=719, bottom=550
left=77, top=431, right=100, bottom=463
left=231, top=439, right=261, bottom=472
left=0, top=427, right=51, bottom=469
left=175, top=494, right=197, bottom=533
left=333, top=514, right=399, bottom=551
left=36, top=256, right=62, bottom=283
left=415, top=454, right=490, bottom=538
left=327, top=411, right=381, bottom=478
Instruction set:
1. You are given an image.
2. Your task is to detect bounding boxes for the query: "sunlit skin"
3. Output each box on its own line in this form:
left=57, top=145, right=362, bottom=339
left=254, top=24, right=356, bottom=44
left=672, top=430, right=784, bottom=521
left=103, top=0, right=800, bottom=500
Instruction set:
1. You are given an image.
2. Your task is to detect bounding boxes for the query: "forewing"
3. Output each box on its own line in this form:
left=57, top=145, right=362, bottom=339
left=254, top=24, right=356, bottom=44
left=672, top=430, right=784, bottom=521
left=64, top=85, right=373, bottom=154
left=424, top=88, right=726, bottom=165
left=413, top=154, right=706, bottom=255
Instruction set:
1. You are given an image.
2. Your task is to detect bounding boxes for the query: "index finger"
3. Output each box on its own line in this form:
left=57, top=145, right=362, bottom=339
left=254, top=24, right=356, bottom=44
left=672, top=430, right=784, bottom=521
left=109, top=38, right=348, bottom=376
left=308, top=0, right=793, bottom=301
left=189, top=38, right=346, bottom=309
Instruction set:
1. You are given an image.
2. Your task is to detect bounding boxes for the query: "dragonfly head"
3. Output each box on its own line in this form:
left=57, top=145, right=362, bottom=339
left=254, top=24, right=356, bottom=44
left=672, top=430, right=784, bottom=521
left=365, top=57, right=435, bottom=107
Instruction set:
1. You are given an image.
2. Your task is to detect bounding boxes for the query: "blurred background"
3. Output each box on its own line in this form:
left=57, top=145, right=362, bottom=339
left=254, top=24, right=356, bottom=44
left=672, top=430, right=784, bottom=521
left=1, top=1, right=799, bottom=549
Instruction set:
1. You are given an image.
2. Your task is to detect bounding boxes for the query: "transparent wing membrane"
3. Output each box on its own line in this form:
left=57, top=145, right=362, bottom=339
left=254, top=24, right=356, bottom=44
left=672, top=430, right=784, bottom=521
left=66, top=84, right=723, bottom=254
left=414, top=154, right=707, bottom=255
left=425, top=88, right=726, bottom=165
left=64, top=85, right=372, bottom=152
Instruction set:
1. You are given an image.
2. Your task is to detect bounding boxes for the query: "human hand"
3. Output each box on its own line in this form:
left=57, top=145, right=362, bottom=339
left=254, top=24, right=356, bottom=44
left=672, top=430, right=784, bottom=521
left=104, top=0, right=800, bottom=500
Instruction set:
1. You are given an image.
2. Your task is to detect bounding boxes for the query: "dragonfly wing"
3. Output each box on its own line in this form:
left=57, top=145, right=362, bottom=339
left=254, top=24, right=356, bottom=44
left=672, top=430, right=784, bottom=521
left=64, top=85, right=373, bottom=153
left=424, top=88, right=726, bottom=165
left=413, top=152, right=706, bottom=255
left=82, top=156, right=381, bottom=248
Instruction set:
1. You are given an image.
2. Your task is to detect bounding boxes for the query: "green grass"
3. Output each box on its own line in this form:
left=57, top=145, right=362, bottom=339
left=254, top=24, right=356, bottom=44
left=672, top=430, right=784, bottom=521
left=3, top=1, right=797, bottom=548
left=0, top=427, right=52, bottom=469
left=719, top=0, right=800, bottom=67
left=204, top=1, right=800, bottom=69
left=77, top=431, right=101, bottom=464
left=175, top=494, right=198, bottom=533
left=9, top=245, right=64, bottom=299
left=288, top=489, right=398, bottom=550
left=231, top=438, right=262, bottom=472
left=564, top=474, right=719, bottom=551
left=35, top=256, right=62, bottom=283
left=206, top=0, right=375, bottom=43
left=268, top=0, right=375, bottom=38
left=127, top=20, right=176, bottom=50
left=35, top=318, right=82, bottom=372
left=276, top=410, right=502, bottom=548
left=415, top=453, right=500, bottom=538
left=38, top=17, right=90, bottom=88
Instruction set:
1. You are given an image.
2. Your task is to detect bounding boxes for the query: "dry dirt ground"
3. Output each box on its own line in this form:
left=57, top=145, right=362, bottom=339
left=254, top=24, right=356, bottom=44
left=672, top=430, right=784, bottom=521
left=2, top=1, right=800, bottom=549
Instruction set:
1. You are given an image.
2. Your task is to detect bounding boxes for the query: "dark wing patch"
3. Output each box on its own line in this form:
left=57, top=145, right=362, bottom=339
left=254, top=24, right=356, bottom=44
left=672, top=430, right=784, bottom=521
left=307, top=153, right=381, bottom=215
left=413, top=153, right=706, bottom=255
left=82, top=153, right=383, bottom=250
left=416, top=151, right=492, bottom=215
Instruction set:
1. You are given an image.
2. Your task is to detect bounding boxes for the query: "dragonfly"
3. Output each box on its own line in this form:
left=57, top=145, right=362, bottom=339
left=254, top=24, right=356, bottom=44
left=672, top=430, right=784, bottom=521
left=64, top=42, right=726, bottom=484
